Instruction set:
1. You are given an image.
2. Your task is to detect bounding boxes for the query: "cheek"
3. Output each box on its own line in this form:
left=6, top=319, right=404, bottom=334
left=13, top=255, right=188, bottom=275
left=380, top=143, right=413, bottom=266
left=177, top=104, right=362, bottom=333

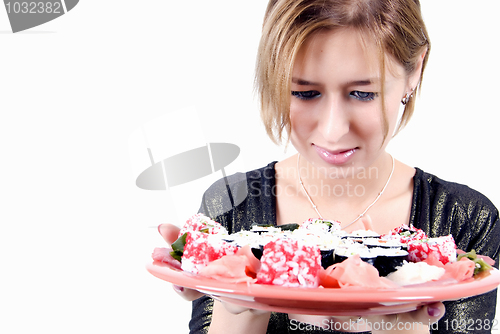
left=289, top=103, right=316, bottom=134
left=351, top=104, right=384, bottom=134
left=383, top=94, right=405, bottom=132
left=348, top=103, right=393, bottom=148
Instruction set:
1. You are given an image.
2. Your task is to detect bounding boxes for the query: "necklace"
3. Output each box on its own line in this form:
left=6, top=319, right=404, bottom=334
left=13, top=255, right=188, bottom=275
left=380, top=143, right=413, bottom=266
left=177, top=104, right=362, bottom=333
left=297, top=154, right=395, bottom=230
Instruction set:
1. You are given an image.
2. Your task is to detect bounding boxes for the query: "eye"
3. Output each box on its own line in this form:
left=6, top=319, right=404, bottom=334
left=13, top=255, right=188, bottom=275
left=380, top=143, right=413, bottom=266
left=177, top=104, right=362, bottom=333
left=350, top=91, right=377, bottom=101
left=291, top=90, right=321, bottom=101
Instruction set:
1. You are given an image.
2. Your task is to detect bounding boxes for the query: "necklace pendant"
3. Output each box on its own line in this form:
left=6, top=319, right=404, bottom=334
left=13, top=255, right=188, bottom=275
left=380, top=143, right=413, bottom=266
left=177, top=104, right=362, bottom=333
left=296, top=154, right=395, bottom=230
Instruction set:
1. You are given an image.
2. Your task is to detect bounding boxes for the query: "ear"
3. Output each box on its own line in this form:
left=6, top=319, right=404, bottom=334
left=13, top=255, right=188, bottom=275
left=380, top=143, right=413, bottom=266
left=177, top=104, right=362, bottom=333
left=407, top=47, right=428, bottom=91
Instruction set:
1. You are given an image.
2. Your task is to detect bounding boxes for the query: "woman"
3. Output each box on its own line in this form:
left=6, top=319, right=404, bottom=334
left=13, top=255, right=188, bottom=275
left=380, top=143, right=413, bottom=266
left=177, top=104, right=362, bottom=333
left=159, top=0, right=499, bottom=332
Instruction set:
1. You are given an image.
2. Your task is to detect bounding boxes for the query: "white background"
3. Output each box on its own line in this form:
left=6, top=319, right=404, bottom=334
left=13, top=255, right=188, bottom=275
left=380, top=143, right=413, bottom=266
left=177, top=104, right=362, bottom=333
left=1, top=1, right=499, bottom=333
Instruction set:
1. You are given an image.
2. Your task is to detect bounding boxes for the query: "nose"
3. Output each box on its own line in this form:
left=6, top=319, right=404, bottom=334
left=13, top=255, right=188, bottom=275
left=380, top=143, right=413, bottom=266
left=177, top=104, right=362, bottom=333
left=317, top=96, right=350, bottom=143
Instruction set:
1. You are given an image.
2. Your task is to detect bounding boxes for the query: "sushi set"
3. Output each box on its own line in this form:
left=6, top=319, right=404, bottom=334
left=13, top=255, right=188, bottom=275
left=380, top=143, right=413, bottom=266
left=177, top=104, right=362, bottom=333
left=147, top=214, right=500, bottom=315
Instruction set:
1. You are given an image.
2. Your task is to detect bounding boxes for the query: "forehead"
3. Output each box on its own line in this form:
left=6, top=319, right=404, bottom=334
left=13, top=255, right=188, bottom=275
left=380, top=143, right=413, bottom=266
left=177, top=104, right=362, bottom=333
left=293, top=28, right=405, bottom=83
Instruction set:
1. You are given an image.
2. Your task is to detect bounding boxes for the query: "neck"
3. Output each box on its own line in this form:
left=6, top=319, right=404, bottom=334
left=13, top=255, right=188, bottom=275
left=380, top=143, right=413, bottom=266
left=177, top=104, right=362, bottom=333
left=297, top=153, right=393, bottom=200
left=296, top=152, right=395, bottom=226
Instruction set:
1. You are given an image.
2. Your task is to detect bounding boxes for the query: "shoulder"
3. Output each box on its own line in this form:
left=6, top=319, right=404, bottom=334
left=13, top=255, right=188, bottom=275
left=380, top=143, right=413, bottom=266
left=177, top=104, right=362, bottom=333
left=413, top=167, right=497, bottom=212
left=203, top=161, right=277, bottom=195
left=199, top=161, right=277, bottom=219
left=412, top=168, right=499, bottom=256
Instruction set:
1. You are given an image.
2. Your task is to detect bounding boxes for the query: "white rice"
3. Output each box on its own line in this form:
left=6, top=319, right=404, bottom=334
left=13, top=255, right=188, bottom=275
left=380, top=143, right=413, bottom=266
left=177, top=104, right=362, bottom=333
left=347, top=229, right=380, bottom=237
left=386, top=261, right=445, bottom=286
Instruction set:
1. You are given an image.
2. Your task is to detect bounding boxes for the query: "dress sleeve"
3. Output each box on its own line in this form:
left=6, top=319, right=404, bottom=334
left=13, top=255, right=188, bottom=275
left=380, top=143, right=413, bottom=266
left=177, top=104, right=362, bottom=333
left=411, top=169, right=500, bottom=334
left=188, top=170, right=258, bottom=333
left=187, top=163, right=283, bottom=333
left=188, top=180, right=229, bottom=334
left=431, top=195, right=500, bottom=333
left=189, top=295, right=290, bottom=334
left=189, top=296, right=214, bottom=334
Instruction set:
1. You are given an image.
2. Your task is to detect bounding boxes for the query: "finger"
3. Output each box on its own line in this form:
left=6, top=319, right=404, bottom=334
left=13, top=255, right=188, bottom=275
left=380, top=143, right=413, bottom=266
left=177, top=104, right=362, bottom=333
left=421, top=302, right=446, bottom=323
left=358, top=303, right=444, bottom=332
left=249, top=308, right=271, bottom=316
left=331, top=315, right=362, bottom=323
left=221, top=302, right=251, bottom=314
left=404, top=302, right=445, bottom=325
left=220, top=301, right=270, bottom=315
left=158, top=223, right=181, bottom=245
left=172, top=285, right=205, bottom=301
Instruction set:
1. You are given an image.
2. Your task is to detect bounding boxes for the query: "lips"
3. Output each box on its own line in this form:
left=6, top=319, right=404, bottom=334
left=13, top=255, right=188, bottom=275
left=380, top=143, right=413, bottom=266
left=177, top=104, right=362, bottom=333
left=313, top=145, right=357, bottom=165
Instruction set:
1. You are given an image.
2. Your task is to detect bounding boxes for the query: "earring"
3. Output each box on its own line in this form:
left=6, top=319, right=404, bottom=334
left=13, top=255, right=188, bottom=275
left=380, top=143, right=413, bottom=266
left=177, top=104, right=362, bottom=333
left=401, top=90, right=414, bottom=105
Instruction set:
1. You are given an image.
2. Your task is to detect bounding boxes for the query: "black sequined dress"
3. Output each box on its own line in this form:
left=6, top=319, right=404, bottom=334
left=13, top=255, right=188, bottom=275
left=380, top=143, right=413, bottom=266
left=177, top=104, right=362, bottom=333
left=189, top=162, right=499, bottom=334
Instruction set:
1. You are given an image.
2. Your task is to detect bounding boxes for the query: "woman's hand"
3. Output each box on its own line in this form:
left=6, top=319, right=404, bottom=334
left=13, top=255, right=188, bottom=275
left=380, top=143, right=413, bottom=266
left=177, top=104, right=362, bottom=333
left=158, top=223, right=270, bottom=333
left=158, top=223, right=270, bottom=315
left=356, top=302, right=445, bottom=333
left=295, top=303, right=444, bottom=333
left=356, top=215, right=446, bottom=332
left=157, top=223, right=205, bottom=301
left=305, top=215, right=445, bottom=332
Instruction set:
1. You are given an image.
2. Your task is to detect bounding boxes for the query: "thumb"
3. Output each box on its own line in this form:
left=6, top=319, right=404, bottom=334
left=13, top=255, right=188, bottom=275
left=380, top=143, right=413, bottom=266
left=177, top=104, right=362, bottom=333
left=172, top=285, right=205, bottom=301
left=405, top=302, right=446, bottom=325
left=158, top=223, right=181, bottom=245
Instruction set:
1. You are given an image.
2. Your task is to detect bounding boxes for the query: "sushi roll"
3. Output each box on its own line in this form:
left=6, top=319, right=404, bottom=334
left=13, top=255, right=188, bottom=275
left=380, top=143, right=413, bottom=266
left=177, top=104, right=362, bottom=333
left=343, top=229, right=380, bottom=239
left=407, top=235, right=457, bottom=264
left=382, top=224, right=427, bottom=244
left=333, top=240, right=409, bottom=276
left=181, top=231, right=238, bottom=274
left=257, top=237, right=322, bottom=287
left=317, top=234, right=343, bottom=269
left=250, top=223, right=300, bottom=234
left=299, top=218, right=342, bottom=234
left=250, top=224, right=283, bottom=234
left=363, top=237, right=405, bottom=250
left=249, top=229, right=289, bottom=259
left=178, top=213, right=227, bottom=237
left=319, top=249, right=335, bottom=269
left=278, top=223, right=300, bottom=231
left=291, top=227, right=342, bottom=269
left=371, top=248, right=409, bottom=276
left=220, top=229, right=269, bottom=260
left=334, top=244, right=377, bottom=267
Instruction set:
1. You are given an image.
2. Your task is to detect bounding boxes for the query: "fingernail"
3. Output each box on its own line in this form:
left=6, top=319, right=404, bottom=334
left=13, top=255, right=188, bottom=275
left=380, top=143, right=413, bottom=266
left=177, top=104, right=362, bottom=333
left=173, top=285, right=184, bottom=293
left=427, top=306, right=441, bottom=317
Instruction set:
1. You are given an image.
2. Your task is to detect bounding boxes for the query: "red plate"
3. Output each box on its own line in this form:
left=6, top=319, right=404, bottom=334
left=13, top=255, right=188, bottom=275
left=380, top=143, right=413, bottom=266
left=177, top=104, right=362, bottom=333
left=146, top=261, right=500, bottom=316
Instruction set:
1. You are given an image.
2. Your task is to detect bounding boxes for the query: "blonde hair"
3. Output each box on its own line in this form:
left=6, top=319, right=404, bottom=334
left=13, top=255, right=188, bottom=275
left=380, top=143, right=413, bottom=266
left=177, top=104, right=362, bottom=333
left=255, top=0, right=430, bottom=144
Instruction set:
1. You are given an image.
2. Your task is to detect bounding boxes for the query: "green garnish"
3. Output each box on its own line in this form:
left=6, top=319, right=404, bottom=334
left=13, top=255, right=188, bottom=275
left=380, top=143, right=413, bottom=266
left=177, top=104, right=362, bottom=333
left=252, top=223, right=273, bottom=228
left=457, top=249, right=493, bottom=275
left=279, top=223, right=300, bottom=231
left=169, top=232, right=188, bottom=262
left=317, top=220, right=332, bottom=228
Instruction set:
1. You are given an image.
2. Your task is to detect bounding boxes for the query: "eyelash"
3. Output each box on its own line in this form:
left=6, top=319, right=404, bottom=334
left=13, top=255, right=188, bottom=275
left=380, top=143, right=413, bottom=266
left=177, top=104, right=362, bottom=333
left=291, top=90, right=321, bottom=100
left=291, top=90, right=378, bottom=102
left=350, top=91, right=377, bottom=101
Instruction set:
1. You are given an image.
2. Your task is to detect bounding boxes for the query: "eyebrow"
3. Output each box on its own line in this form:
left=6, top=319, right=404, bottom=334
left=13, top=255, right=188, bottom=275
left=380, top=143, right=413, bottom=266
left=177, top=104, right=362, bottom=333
left=348, top=79, right=375, bottom=86
left=291, top=77, right=378, bottom=86
left=291, top=78, right=321, bottom=86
